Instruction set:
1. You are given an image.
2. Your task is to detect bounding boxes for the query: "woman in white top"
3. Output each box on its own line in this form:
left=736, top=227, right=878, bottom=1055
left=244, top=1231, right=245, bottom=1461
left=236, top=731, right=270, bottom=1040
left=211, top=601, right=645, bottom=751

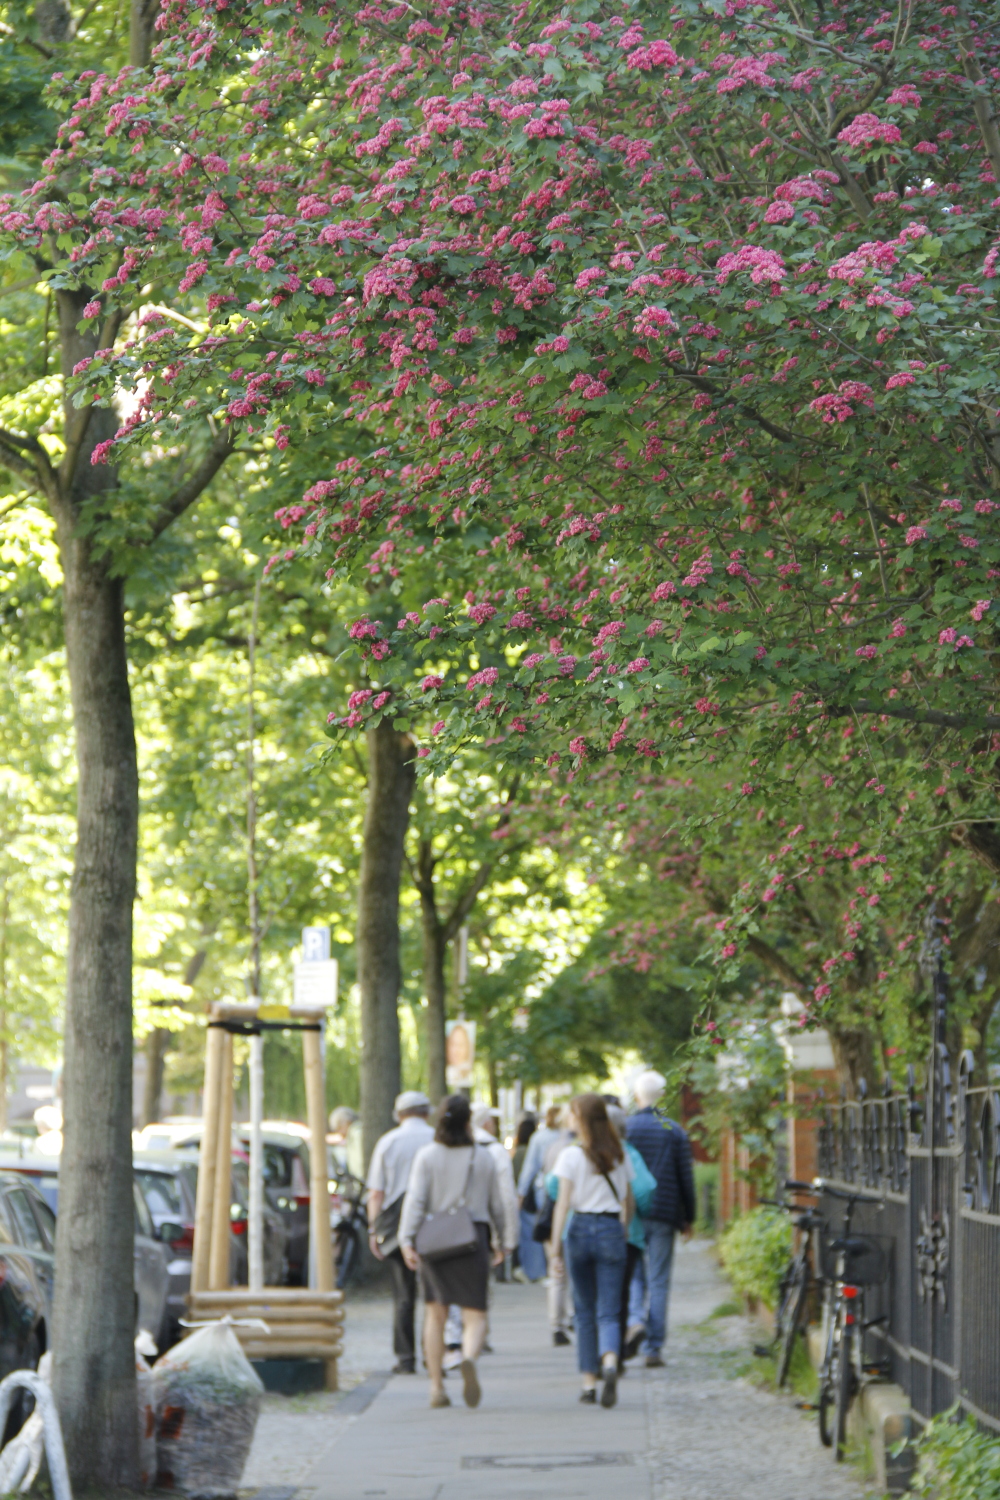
left=551, top=1093, right=634, bottom=1407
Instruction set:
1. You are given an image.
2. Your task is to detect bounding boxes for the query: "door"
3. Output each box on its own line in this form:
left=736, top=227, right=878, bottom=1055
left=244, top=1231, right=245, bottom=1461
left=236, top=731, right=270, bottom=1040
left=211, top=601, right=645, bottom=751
left=132, top=1181, right=169, bottom=1343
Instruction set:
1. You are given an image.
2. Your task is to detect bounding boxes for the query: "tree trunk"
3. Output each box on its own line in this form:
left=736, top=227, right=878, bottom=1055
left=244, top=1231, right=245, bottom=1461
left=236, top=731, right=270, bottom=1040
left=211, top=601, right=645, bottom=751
left=416, top=844, right=448, bottom=1106
left=142, top=1029, right=168, bottom=1126
left=828, top=1022, right=883, bottom=1099
left=49, top=289, right=138, bottom=1490
left=357, top=721, right=415, bottom=1166
left=129, top=0, right=161, bottom=66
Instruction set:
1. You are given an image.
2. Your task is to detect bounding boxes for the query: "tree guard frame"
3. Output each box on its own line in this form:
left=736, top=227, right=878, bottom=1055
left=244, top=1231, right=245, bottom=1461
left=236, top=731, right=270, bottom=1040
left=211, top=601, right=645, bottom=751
left=187, top=1003, right=342, bottom=1390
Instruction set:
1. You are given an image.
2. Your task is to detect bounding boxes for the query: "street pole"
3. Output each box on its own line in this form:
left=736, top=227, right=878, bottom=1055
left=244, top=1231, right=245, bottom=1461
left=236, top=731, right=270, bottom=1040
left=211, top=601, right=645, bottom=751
left=248, top=1030, right=264, bottom=1291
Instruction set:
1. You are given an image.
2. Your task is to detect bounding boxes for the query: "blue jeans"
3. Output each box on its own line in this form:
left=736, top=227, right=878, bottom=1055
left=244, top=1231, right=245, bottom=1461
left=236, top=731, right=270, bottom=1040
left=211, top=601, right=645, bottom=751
left=518, top=1209, right=547, bottom=1281
left=642, top=1221, right=676, bottom=1355
left=565, top=1213, right=627, bottom=1375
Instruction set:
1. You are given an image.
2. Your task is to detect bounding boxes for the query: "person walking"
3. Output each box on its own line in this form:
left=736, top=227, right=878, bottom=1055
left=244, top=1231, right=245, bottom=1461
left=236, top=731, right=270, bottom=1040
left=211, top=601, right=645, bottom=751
left=624, top=1070, right=696, bottom=1368
left=606, top=1103, right=657, bottom=1372
left=519, top=1104, right=574, bottom=1345
left=365, top=1090, right=435, bottom=1374
left=510, top=1117, right=546, bottom=1282
left=400, top=1095, right=518, bottom=1409
left=550, top=1094, right=634, bottom=1408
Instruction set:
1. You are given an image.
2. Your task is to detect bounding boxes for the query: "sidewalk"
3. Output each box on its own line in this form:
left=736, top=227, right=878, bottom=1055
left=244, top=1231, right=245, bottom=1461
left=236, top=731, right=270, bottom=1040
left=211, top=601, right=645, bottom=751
left=242, top=1241, right=871, bottom=1500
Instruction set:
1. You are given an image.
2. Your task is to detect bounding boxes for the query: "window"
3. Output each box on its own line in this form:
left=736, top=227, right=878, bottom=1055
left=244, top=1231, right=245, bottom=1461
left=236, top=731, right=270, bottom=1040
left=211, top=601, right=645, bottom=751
left=29, top=1194, right=55, bottom=1251
left=133, top=1181, right=154, bottom=1239
left=6, top=1190, right=45, bottom=1251
left=135, top=1172, right=182, bottom=1219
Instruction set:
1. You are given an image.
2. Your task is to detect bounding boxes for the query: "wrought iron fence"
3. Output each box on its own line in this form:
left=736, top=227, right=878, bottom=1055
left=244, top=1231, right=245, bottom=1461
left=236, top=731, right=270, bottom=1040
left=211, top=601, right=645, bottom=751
left=817, top=1024, right=1000, bottom=1430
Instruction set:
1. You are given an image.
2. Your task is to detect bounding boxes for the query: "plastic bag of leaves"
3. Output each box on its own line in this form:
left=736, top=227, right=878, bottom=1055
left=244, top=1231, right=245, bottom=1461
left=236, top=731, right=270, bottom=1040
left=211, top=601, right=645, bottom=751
left=152, top=1319, right=264, bottom=1498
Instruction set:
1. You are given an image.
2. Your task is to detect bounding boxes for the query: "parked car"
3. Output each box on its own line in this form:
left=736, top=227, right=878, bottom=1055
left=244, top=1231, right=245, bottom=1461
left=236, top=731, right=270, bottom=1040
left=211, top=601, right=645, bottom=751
left=0, top=1173, right=55, bottom=1434
left=0, top=1154, right=170, bottom=1346
left=133, top=1148, right=288, bottom=1343
left=137, top=1123, right=310, bottom=1284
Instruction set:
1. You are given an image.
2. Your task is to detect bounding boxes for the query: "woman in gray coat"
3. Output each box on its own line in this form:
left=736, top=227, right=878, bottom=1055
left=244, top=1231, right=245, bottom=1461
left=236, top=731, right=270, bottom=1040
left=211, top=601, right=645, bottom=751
left=400, top=1095, right=518, bottom=1408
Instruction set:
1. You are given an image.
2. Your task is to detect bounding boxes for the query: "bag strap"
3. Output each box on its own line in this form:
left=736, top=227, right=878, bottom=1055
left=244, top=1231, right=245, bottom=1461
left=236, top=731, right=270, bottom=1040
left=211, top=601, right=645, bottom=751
left=457, top=1145, right=477, bottom=1207
left=601, top=1169, right=620, bottom=1203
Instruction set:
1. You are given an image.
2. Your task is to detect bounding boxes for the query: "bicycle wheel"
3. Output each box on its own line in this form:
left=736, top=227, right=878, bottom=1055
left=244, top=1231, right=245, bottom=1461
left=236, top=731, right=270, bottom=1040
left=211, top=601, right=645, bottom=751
left=775, top=1256, right=808, bottom=1387
left=818, top=1370, right=834, bottom=1447
left=832, top=1325, right=854, bottom=1461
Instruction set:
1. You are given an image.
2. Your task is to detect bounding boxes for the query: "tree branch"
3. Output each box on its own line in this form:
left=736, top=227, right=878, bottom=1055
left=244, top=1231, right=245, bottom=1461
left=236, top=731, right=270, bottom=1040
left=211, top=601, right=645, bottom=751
left=0, top=426, right=59, bottom=502
left=826, top=699, right=1000, bottom=731
left=148, top=430, right=236, bottom=540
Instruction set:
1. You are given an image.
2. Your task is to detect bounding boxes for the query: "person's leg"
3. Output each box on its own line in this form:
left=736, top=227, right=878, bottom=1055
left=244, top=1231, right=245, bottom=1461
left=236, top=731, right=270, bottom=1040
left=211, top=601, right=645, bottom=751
left=627, top=1248, right=646, bottom=1328
left=595, top=1221, right=627, bottom=1363
left=388, top=1250, right=417, bottom=1370
left=423, top=1301, right=448, bottom=1399
left=565, top=1221, right=598, bottom=1387
left=461, top=1307, right=487, bottom=1360
left=644, top=1221, right=676, bottom=1359
left=619, top=1243, right=642, bottom=1364
left=544, top=1239, right=569, bottom=1338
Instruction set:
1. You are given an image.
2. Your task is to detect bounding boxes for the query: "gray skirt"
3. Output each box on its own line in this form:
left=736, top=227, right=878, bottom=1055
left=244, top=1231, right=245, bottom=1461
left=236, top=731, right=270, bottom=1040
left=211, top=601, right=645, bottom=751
left=419, top=1221, right=491, bottom=1310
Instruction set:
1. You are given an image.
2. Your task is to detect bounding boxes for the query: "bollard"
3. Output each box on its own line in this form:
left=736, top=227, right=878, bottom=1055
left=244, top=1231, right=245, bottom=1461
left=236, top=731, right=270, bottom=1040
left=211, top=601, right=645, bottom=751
left=0, top=1370, right=73, bottom=1500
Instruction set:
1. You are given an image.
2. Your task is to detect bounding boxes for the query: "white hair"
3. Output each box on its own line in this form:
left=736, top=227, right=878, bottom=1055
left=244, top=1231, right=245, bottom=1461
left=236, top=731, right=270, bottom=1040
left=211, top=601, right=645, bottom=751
left=634, top=1069, right=666, bottom=1107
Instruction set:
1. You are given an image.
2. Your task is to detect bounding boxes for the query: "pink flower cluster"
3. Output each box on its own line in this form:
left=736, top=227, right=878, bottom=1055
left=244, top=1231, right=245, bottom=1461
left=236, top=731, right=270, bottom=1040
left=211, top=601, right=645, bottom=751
left=836, top=113, right=902, bottom=149
left=809, top=381, right=875, bottom=423
left=466, top=666, right=499, bottom=691
left=714, top=245, right=786, bottom=285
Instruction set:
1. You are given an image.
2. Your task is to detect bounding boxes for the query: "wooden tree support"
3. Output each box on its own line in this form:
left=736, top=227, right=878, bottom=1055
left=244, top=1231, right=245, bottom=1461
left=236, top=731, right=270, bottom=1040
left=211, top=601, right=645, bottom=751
left=188, top=1001, right=340, bottom=1390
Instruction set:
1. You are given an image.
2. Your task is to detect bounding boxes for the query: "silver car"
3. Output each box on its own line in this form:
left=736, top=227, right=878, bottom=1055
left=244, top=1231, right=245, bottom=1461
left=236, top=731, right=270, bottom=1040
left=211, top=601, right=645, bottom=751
left=0, top=1156, right=170, bottom=1348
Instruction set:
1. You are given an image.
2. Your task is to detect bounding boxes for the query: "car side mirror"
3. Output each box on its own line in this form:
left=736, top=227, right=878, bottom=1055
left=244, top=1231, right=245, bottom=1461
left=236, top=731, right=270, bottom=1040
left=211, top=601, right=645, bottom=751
left=157, top=1220, right=184, bottom=1244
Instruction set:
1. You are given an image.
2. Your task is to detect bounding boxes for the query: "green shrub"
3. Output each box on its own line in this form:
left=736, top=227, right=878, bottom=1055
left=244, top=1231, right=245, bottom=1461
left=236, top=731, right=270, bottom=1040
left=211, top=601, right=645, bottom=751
left=694, top=1162, right=719, bottom=1234
left=718, top=1206, right=791, bottom=1310
left=912, top=1409, right=1000, bottom=1500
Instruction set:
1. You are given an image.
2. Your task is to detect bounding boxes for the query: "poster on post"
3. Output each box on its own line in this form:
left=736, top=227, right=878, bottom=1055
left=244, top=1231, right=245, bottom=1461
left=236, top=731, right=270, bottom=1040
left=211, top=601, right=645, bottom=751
left=445, top=1019, right=476, bottom=1090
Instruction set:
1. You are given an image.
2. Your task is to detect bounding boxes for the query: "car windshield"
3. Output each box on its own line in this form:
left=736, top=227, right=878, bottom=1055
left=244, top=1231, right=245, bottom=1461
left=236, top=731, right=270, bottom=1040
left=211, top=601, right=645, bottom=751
left=135, top=1171, right=182, bottom=1218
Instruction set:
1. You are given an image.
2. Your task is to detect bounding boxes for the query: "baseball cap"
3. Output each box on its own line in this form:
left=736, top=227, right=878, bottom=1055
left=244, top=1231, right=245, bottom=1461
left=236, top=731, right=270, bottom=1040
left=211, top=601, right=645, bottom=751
left=394, top=1090, right=431, bottom=1115
left=470, top=1102, right=500, bottom=1127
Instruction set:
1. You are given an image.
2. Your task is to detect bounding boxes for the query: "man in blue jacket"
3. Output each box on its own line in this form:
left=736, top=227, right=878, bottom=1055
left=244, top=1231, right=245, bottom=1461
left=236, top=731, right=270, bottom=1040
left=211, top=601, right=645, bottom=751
left=625, top=1069, right=696, bottom=1367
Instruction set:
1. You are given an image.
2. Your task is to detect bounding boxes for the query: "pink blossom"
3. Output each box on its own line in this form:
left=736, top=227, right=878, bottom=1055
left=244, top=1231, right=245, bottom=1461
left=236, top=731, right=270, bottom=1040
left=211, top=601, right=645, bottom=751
left=557, top=655, right=577, bottom=676
left=814, top=983, right=832, bottom=1001
left=370, top=641, right=390, bottom=660
left=971, top=600, right=991, bottom=622
left=652, top=581, right=677, bottom=602
left=889, top=618, right=907, bottom=638
left=695, top=698, right=719, bottom=714
left=593, top=620, right=626, bottom=648
left=575, top=266, right=607, bottom=292
left=508, top=610, right=534, bottom=629
left=449, top=194, right=477, bottom=214
left=372, top=691, right=391, bottom=710
left=885, top=372, right=915, bottom=390
left=635, top=738, right=657, bottom=758
left=624, top=657, right=649, bottom=674
left=420, top=675, right=444, bottom=690
left=432, top=720, right=446, bottom=735
left=568, top=736, right=587, bottom=755
left=347, top=689, right=373, bottom=710
left=913, top=141, right=938, bottom=156
left=625, top=40, right=678, bottom=70
left=82, top=299, right=102, bottom=319
left=348, top=616, right=379, bottom=640
left=836, top=113, right=902, bottom=149
left=938, top=627, right=956, bottom=645
left=720, top=942, right=738, bottom=959
left=955, top=635, right=975, bottom=649
left=521, top=653, right=545, bottom=669
left=741, top=782, right=754, bottom=796
left=466, top=666, right=499, bottom=691
left=905, top=525, right=928, bottom=544
left=764, top=200, right=794, bottom=223
left=468, top=602, right=497, bottom=625
left=309, top=277, right=337, bottom=295
left=714, top=245, right=786, bottom=285
left=855, top=644, right=877, bottom=659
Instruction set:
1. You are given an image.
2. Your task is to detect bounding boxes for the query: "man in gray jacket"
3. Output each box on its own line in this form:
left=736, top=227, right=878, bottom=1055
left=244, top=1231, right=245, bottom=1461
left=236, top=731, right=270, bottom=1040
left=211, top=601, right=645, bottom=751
left=366, top=1091, right=434, bottom=1373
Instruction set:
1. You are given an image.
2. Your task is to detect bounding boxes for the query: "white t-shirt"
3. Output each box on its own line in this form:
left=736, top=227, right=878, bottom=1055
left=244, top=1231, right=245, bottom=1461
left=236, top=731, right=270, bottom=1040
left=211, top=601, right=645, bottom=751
left=554, top=1143, right=634, bottom=1214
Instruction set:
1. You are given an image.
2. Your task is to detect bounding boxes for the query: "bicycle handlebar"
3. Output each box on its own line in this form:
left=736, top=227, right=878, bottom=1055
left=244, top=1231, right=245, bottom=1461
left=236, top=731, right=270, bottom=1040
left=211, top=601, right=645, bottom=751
left=784, top=1180, right=819, bottom=1195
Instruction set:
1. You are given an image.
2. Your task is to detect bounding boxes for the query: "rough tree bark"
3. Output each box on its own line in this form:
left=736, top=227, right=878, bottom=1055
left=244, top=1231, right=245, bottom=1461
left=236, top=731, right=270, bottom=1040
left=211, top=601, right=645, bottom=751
left=357, top=722, right=416, bottom=1166
left=0, top=284, right=232, bottom=1486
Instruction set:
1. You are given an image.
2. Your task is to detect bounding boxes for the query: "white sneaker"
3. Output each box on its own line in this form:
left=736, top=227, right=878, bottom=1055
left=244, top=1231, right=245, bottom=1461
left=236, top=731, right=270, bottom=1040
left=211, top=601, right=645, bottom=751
left=443, top=1346, right=463, bottom=1372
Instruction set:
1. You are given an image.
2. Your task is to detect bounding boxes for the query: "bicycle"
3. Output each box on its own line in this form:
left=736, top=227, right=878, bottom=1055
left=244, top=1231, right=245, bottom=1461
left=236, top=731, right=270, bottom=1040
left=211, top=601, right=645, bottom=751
left=814, top=1180, right=889, bottom=1461
left=771, top=1179, right=825, bottom=1388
